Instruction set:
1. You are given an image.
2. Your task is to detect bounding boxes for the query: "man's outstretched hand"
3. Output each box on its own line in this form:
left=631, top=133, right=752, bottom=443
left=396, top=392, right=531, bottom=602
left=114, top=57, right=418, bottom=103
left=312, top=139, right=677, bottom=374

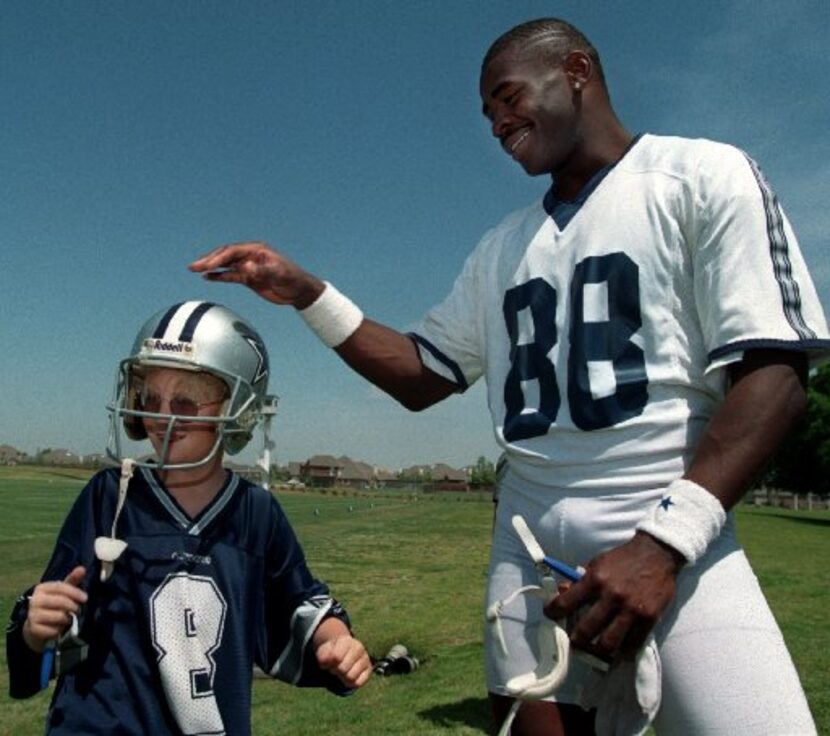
left=189, top=242, right=324, bottom=309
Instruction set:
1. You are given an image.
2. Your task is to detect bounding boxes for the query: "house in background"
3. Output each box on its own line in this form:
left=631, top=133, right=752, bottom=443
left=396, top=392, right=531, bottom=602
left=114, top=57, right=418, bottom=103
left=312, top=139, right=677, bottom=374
left=374, top=467, right=398, bottom=488
left=38, top=448, right=83, bottom=466
left=296, top=454, right=466, bottom=490
left=428, top=463, right=469, bottom=492
left=300, top=455, right=345, bottom=488
left=400, top=463, right=469, bottom=492
left=337, top=456, right=375, bottom=488
left=0, top=444, right=27, bottom=465
left=300, top=455, right=386, bottom=488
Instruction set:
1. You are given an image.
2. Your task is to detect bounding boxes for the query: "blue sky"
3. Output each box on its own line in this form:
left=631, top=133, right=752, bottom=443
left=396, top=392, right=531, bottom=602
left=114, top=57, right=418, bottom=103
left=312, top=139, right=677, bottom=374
left=2, top=1, right=828, bottom=470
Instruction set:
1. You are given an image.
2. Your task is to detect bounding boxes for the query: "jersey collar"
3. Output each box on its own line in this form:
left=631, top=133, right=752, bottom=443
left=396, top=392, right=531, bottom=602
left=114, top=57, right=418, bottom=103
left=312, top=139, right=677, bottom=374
left=140, top=466, right=240, bottom=535
left=544, top=133, right=644, bottom=229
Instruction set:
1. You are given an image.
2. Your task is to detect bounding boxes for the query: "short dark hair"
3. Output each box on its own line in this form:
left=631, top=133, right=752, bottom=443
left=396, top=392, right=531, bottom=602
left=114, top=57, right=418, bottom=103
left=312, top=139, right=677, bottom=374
left=481, top=18, right=606, bottom=88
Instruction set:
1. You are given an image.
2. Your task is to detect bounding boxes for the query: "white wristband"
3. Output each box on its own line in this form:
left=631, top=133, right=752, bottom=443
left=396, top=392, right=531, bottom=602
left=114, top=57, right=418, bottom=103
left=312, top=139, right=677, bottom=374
left=635, top=478, right=726, bottom=565
left=299, top=282, right=364, bottom=348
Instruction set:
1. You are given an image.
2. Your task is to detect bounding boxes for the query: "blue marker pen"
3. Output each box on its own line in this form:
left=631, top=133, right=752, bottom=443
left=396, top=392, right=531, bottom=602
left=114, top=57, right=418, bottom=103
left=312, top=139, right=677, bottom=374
left=40, top=643, right=55, bottom=690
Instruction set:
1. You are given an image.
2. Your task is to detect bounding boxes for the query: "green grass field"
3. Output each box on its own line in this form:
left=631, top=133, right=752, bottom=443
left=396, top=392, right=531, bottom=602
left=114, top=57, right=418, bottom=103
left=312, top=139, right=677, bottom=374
left=1, top=466, right=827, bottom=735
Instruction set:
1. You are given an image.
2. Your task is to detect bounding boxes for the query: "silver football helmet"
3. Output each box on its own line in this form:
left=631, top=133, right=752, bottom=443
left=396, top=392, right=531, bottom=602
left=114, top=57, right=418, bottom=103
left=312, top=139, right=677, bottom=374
left=106, top=301, right=272, bottom=469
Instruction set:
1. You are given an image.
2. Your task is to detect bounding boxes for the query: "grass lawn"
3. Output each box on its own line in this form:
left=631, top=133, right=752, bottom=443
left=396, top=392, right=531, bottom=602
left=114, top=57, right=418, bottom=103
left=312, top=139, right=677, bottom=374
left=0, top=467, right=827, bottom=735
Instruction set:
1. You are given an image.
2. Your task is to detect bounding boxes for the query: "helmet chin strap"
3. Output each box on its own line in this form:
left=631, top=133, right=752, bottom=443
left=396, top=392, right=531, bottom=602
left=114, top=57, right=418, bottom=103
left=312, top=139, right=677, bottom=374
left=487, top=578, right=572, bottom=696
left=487, top=515, right=575, bottom=736
left=494, top=515, right=662, bottom=736
left=94, top=458, right=135, bottom=582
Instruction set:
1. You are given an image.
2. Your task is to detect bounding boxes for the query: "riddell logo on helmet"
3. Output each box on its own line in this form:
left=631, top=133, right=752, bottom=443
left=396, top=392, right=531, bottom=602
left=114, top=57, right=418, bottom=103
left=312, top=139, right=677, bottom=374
left=142, top=338, right=195, bottom=356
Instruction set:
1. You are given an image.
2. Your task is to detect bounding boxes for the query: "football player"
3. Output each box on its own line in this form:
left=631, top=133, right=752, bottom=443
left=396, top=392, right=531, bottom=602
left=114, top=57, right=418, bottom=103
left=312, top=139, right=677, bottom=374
left=188, top=18, right=827, bottom=736
left=6, top=302, right=371, bottom=735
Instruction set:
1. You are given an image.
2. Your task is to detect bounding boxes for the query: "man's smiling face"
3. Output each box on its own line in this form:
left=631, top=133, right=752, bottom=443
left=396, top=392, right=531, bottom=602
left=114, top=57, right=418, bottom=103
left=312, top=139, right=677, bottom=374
left=480, top=49, right=580, bottom=177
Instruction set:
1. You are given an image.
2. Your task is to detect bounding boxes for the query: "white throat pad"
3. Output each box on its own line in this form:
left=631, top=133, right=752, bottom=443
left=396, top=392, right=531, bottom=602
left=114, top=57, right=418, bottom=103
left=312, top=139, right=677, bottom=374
left=502, top=585, right=571, bottom=699
left=486, top=514, right=573, bottom=701
left=94, top=458, right=135, bottom=581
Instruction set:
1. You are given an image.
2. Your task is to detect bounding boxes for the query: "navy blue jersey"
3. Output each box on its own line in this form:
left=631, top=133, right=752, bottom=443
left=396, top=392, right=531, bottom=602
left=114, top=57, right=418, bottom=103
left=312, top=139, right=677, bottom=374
left=7, top=467, right=350, bottom=735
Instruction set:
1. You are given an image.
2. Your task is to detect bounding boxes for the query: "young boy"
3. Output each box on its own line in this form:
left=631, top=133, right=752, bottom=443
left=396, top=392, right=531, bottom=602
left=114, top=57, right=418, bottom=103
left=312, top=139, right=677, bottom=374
left=6, top=301, right=371, bottom=735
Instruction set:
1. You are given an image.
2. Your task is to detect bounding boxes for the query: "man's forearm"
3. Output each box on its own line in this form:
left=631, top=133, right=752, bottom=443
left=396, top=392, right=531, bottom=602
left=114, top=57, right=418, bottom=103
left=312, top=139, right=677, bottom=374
left=685, top=349, right=808, bottom=511
left=335, top=319, right=457, bottom=411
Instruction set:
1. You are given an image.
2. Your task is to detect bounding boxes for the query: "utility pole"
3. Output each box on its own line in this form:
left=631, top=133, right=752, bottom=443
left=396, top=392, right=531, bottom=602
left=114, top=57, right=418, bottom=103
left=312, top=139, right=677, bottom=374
left=258, top=395, right=279, bottom=490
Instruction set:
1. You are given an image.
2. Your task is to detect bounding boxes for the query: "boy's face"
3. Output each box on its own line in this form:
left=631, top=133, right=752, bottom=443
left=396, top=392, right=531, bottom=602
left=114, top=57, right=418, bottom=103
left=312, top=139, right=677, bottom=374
left=137, top=367, right=227, bottom=467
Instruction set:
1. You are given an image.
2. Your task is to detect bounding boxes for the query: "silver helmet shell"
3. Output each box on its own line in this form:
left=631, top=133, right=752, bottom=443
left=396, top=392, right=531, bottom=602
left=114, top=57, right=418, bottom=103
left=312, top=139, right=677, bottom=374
left=107, top=301, right=271, bottom=468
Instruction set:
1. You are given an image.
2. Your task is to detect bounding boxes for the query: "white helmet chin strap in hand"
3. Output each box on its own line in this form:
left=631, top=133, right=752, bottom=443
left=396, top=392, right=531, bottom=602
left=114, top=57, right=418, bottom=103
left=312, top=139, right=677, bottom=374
left=494, top=515, right=663, bottom=736
left=487, top=515, right=577, bottom=735
left=488, top=581, right=572, bottom=698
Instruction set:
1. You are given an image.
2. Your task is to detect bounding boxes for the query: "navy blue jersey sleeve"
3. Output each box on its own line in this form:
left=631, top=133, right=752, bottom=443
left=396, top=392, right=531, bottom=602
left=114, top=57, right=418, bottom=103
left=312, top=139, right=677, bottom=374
left=6, top=588, right=41, bottom=699
left=256, top=496, right=353, bottom=694
left=6, top=472, right=109, bottom=699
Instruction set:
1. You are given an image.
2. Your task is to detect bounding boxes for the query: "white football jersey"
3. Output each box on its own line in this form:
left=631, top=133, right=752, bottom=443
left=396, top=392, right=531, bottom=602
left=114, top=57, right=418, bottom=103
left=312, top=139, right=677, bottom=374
left=411, top=134, right=830, bottom=490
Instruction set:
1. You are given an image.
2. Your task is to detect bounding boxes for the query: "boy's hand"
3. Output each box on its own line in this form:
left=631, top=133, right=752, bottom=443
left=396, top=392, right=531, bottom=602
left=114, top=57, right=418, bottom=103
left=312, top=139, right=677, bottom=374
left=314, top=629, right=372, bottom=689
left=23, top=566, right=87, bottom=653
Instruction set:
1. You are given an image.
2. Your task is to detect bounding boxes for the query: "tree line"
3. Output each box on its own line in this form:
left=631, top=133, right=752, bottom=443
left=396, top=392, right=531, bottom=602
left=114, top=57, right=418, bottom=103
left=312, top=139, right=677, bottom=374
left=762, top=364, right=830, bottom=496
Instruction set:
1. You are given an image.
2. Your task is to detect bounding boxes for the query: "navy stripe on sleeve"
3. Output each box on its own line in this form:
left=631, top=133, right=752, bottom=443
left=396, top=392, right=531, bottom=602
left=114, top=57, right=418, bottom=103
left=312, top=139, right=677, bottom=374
left=744, top=155, right=817, bottom=341
left=407, top=333, right=468, bottom=391
left=709, top=338, right=830, bottom=363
